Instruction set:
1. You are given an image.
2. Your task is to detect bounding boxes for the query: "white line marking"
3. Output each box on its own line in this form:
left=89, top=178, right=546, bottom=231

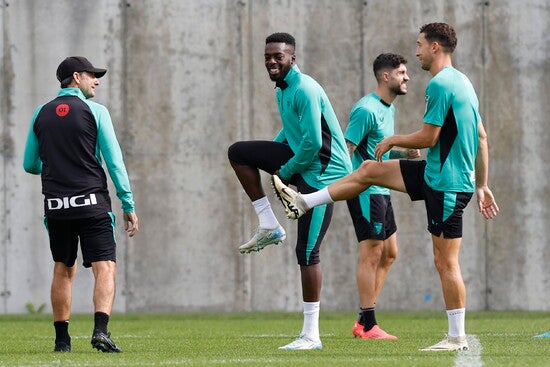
left=455, top=334, right=483, bottom=367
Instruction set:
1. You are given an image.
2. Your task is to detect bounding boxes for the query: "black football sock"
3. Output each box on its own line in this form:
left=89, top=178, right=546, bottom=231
left=359, top=307, right=377, bottom=331
left=54, top=320, right=71, bottom=344
left=94, top=312, right=109, bottom=334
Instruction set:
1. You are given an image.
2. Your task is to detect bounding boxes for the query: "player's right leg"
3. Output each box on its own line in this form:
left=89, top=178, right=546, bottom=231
left=273, top=160, right=406, bottom=219
left=228, top=141, right=292, bottom=252
left=81, top=213, right=122, bottom=353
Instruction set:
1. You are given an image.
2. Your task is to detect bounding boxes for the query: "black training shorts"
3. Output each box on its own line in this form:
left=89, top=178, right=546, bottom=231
left=347, top=194, right=397, bottom=242
left=400, top=160, right=472, bottom=238
left=45, top=212, right=116, bottom=268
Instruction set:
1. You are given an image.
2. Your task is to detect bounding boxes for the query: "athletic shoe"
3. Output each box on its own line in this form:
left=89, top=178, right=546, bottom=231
left=91, top=330, right=122, bottom=353
left=278, top=334, right=322, bottom=350
left=53, top=341, right=71, bottom=352
left=352, top=322, right=398, bottom=340
left=352, top=321, right=364, bottom=337
left=534, top=330, right=550, bottom=338
left=238, top=225, right=286, bottom=253
left=271, top=175, right=308, bottom=219
left=419, top=334, right=468, bottom=351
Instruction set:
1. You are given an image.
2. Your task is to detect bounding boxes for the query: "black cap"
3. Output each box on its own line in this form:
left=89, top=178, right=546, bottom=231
left=56, top=56, right=107, bottom=82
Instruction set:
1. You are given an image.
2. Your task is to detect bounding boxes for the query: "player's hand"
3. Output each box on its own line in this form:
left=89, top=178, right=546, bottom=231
left=407, top=149, right=421, bottom=159
left=476, top=186, right=499, bottom=219
left=124, top=212, right=139, bottom=237
left=375, top=138, right=393, bottom=161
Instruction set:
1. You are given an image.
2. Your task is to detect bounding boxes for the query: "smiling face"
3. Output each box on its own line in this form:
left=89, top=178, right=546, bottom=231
left=264, top=42, right=295, bottom=82
left=74, top=71, right=100, bottom=98
left=387, top=64, right=409, bottom=95
left=415, top=33, right=434, bottom=71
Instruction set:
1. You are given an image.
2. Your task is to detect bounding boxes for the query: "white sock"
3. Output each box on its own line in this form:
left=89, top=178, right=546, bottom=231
left=252, top=197, right=279, bottom=229
left=302, top=187, right=333, bottom=209
left=446, top=308, right=466, bottom=337
left=300, top=301, right=320, bottom=341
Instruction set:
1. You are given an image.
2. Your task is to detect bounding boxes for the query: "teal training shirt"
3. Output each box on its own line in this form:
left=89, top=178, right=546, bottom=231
left=345, top=93, right=394, bottom=195
left=423, top=66, right=480, bottom=193
left=273, top=65, right=351, bottom=188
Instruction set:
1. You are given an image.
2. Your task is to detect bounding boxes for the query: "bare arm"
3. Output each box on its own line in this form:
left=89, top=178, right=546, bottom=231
left=475, top=122, right=499, bottom=219
left=390, top=148, right=421, bottom=159
left=375, top=123, right=440, bottom=161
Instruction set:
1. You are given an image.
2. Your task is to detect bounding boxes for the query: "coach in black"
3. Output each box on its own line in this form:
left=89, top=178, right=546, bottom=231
left=23, top=56, right=139, bottom=353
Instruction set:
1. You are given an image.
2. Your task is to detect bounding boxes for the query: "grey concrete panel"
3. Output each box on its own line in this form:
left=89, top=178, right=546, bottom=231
left=121, top=0, right=247, bottom=312
left=482, top=0, right=550, bottom=310
left=1, top=0, right=548, bottom=314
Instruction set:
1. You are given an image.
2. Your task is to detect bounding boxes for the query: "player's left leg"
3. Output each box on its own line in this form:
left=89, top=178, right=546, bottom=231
left=374, top=235, right=398, bottom=300
left=51, top=262, right=76, bottom=352
left=47, top=217, right=79, bottom=353
left=420, top=188, right=472, bottom=352
left=353, top=238, right=397, bottom=340
left=279, top=199, right=331, bottom=351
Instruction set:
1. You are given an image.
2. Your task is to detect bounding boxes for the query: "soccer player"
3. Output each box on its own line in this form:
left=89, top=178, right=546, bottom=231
left=272, top=23, right=499, bottom=351
left=345, top=53, right=419, bottom=340
left=23, top=56, right=139, bottom=353
left=227, top=33, right=351, bottom=350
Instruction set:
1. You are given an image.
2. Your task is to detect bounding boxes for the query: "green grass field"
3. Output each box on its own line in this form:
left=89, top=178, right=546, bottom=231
left=1, top=311, right=549, bottom=366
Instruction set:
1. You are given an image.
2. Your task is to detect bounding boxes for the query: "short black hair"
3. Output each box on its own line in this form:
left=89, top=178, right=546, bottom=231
left=419, top=22, right=457, bottom=53
left=266, top=32, right=296, bottom=48
left=373, top=53, right=407, bottom=81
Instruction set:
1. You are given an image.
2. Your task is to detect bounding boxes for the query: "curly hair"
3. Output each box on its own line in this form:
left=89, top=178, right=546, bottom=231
left=265, top=33, right=296, bottom=48
left=419, top=22, right=457, bottom=53
left=373, top=53, right=407, bottom=81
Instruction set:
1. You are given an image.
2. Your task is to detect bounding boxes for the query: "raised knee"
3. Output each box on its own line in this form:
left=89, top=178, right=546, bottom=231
left=355, top=160, right=375, bottom=183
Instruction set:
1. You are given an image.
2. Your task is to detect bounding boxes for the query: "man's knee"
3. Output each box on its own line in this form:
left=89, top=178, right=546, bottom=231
left=355, top=160, right=376, bottom=184
left=91, top=260, right=117, bottom=277
left=381, top=249, right=397, bottom=267
left=53, top=262, right=77, bottom=279
left=227, top=141, right=242, bottom=162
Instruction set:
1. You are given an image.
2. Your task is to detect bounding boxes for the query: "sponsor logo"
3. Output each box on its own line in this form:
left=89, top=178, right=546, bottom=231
left=47, top=193, right=98, bottom=210
left=56, top=104, right=70, bottom=117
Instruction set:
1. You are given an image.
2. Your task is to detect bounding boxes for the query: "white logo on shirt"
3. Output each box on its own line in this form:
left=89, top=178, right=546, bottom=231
left=47, top=193, right=98, bottom=210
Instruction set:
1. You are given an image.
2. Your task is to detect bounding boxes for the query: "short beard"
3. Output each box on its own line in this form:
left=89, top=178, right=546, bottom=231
left=391, top=86, right=407, bottom=96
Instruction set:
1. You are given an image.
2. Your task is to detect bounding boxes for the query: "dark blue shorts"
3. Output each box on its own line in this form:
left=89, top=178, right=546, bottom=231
left=400, top=160, right=472, bottom=238
left=347, top=194, right=397, bottom=242
left=228, top=140, right=333, bottom=265
left=44, top=212, right=116, bottom=268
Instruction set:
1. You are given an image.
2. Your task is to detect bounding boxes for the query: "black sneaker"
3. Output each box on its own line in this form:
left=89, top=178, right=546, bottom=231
left=91, top=330, right=122, bottom=353
left=53, top=340, right=71, bottom=352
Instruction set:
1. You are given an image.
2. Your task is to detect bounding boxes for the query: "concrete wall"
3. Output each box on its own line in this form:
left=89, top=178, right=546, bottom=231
left=0, top=0, right=548, bottom=314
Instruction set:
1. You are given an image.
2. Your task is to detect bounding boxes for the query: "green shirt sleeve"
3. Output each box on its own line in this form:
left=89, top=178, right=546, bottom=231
left=278, top=86, right=322, bottom=180
left=93, top=103, right=135, bottom=213
left=23, top=105, right=44, bottom=174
